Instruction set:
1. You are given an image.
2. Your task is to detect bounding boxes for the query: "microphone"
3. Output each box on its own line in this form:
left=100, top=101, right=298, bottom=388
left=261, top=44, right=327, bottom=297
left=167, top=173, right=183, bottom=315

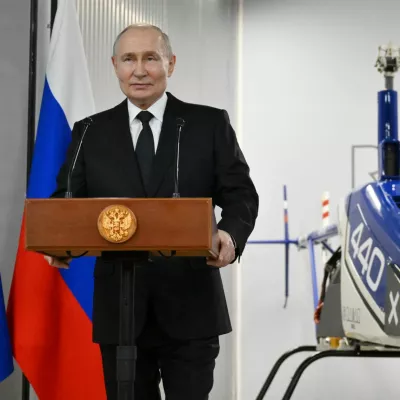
left=172, top=117, right=185, bottom=198
left=65, top=117, right=93, bottom=198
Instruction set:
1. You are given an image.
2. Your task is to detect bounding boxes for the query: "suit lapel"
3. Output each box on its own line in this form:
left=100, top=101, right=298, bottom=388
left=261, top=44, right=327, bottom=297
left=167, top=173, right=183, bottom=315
left=147, top=94, right=184, bottom=197
left=110, top=99, right=146, bottom=197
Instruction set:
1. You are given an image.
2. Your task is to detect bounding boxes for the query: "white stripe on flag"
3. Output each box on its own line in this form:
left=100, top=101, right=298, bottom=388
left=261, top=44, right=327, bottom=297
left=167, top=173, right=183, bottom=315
left=47, top=0, right=95, bottom=128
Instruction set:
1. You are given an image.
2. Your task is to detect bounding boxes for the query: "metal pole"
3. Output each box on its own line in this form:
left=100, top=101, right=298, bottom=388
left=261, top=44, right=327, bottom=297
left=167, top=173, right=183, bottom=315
left=51, top=0, right=57, bottom=32
left=22, top=0, right=38, bottom=398
left=23, top=1, right=57, bottom=398
left=26, top=0, right=38, bottom=184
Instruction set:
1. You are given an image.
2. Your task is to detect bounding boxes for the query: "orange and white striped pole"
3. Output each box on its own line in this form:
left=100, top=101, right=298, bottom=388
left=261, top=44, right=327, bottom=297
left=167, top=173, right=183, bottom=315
left=321, top=191, right=330, bottom=264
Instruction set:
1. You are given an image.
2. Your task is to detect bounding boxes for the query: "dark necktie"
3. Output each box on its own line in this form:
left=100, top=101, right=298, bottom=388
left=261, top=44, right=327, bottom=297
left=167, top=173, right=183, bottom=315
left=135, top=111, right=155, bottom=193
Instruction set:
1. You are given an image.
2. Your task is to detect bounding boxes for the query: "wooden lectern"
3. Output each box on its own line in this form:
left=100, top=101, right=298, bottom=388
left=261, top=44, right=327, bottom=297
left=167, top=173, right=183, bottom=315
left=25, top=197, right=219, bottom=400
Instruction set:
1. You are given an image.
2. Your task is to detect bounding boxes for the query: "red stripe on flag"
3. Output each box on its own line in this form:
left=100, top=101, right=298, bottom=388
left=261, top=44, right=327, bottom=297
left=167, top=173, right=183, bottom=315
left=7, top=216, right=106, bottom=400
left=322, top=211, right=330, bottom=219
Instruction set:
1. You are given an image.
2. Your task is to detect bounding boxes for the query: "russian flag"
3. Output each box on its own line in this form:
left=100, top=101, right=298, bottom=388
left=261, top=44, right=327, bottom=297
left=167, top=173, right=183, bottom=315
left=7, top=0, right=106, bottom=398
left=0, top=273, right=13, bottom=383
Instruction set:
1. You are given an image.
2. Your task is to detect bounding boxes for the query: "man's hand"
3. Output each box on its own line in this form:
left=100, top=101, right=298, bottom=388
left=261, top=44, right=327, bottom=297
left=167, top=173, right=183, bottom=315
left=206, top=229, right=236, bottom=268
left=44, top=255, right=72, bottom=269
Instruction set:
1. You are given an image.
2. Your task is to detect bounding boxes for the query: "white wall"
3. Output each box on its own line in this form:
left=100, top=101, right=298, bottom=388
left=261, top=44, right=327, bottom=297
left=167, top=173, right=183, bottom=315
left=241, top=0, right=400, bottom=399
left=0, top=1, right=32, bottom=399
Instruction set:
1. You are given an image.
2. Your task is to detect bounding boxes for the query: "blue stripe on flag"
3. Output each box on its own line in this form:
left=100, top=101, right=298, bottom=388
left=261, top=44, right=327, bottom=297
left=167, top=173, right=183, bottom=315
left=60, top=258, right=95, bottom=321
left=29, top=78, right=96, bottom=321
left=0, top=274, right=13, bottom=382
left=27, top=78, right=71, bottom=199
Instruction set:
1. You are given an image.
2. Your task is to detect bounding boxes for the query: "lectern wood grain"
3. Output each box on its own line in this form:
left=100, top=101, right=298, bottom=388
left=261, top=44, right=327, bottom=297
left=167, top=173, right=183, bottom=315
left=25, top=198, right=218, bottom=258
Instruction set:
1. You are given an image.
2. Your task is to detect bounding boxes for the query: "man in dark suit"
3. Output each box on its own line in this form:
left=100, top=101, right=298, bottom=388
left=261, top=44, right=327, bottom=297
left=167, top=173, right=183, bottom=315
left=47, top=24, right=258, bottom=400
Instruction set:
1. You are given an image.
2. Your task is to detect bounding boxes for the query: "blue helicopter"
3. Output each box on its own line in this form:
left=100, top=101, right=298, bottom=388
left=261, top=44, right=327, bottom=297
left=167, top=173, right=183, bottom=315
left=253, top=43, right=400, bottom=400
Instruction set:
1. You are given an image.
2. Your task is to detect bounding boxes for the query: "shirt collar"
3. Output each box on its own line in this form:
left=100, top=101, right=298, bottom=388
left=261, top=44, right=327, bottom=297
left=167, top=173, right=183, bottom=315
left=127, top=92, right=168, bottom=125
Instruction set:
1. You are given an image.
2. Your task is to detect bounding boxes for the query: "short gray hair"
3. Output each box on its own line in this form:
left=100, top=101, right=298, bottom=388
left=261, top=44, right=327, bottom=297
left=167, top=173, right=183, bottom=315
left=112, top=24, right=173, bottom=60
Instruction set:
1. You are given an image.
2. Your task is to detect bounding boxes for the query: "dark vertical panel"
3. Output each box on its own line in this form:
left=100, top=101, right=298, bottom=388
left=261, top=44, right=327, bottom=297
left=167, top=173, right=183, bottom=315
left=23, top=1, right=57, bottom=398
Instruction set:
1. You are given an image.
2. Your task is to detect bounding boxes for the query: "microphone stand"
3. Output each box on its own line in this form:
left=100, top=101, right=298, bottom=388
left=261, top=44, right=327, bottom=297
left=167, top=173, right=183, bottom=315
left=172, top=118, right=185, bottom=198
left=65, top=117, right=93, bottom=198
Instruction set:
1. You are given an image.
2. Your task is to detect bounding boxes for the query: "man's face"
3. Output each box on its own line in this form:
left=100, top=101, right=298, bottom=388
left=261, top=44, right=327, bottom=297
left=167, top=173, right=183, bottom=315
left=112, top=28, right=176, bottom=109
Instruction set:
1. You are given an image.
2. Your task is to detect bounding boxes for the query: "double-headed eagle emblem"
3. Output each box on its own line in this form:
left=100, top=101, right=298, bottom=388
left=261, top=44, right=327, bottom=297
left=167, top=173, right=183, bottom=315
left=97, top=205, right=137, bottom=243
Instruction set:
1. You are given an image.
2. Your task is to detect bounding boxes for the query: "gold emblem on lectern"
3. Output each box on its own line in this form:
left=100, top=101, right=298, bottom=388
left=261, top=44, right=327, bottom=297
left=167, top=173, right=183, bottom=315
left=97, top=205, right=137, bottom=243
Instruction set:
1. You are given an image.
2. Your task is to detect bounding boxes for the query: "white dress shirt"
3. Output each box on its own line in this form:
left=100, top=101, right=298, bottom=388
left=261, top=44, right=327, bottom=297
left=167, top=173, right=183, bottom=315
left=127, top=92, right=168, bottom=152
